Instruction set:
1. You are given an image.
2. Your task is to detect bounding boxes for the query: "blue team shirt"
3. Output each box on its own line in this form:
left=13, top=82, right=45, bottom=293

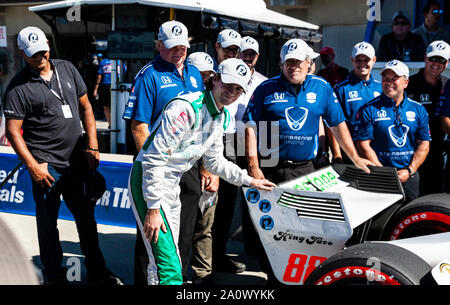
left=243, top=74, right=345, bottom=162
left=334, top=72, right=381, bottom=137
left=438, top=81, right=450, bottom=117
left=354, top=93, right=431, bottom=168
left=98, top=58, right=112, bottom=85
left=122, top=55, right=204, bottom=128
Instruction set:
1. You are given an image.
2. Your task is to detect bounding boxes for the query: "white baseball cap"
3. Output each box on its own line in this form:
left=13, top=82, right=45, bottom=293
left=158, top=20, right=190, bottom=49
left=217, top=58, right=251, bottom=92
left=426, top=40, right=450, bottom=61
left=17, top=26, right=50, bottom=57
left=217, top=29, right=241, bottom=49
left=352, top=41, right=376, bottom=59
left=308, top=46, right=320, bottom=59
left=280, top=38, right=310, bottom=63
left=240, top=36, right=259, bottom=54
left=381, top=60, right=409, bottom=78
left=187, top=52, right=215, bottom=72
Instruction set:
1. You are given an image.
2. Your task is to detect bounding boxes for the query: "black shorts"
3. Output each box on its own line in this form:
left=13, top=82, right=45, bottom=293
left=98, top=84, right=111, bottom=107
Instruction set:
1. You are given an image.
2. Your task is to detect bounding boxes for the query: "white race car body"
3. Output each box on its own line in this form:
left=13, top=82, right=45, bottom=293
left=242, top=165, right=450, bottom=285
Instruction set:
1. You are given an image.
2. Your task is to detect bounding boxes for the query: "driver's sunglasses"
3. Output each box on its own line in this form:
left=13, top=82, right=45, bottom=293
left=432, top=9, right=443, bottom=15
left=428, top=56, right=447, bottom=64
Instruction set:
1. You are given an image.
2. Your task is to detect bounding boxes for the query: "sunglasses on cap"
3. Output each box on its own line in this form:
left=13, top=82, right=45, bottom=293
left=431, top=9, right=443, bottom=15
left=428, top=56, right=448, bottom=64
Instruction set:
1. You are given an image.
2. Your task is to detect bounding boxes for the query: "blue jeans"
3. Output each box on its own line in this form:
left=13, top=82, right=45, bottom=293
left=32, top=163, right=106, bottom=280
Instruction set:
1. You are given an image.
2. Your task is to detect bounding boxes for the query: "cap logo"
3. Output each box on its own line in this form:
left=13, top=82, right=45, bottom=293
left=245, top=38, right=254, bottom=45
left=288, top=42, right=298, bottom=52
left=436, top=43, right=446, bottom=50
left=387, top=60, right=398, bottom=66
left=172, top=25, right=182, bottom=36
left=236, top=64, right=248, bottom=77
left=28, top=33, right=39, bottom=43
left=205, top=55, right=213, bottom=65
left=358, top=43, right=368, bottom=50
left=229, top=31, right=238, bottom=39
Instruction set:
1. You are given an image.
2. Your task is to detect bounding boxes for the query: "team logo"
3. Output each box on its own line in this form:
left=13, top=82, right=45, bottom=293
left=285, top=106, right=308, bottom=131
left=358, top=43, right=368, bottom=50
left=260, top=215, right=274, bottom=230
left=388, top=124, right=409, bottom=147
left=161, top=76, right=172, bottom=85
left=28, top=33, right=39, bottom=43
left=349, top=91, right=359, bottom=99
left=236, top=64, right=248, bottom=77
left=373, top=91, right=380, bottom=97
left=205, top=55, right=213, bottom=65
left=245, top=37, right=255, bottom=45
left=377, top=110, right=387, bottom=118
left=406, top=111, right=416, bottom=122
left=288, top=42, right=298, bottom=52
left=172, top=25, right=182, bottom=36
left=387, top=60, right=398, bottom=66
left=436, top=43, right=446, bottom=50
left=306, top=92, right=317, bottom=103
left=229, top=31, right=238, bottom=39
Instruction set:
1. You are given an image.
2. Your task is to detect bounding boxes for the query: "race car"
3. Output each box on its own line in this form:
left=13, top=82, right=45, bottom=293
left=242, top=164, right=450, bottom=285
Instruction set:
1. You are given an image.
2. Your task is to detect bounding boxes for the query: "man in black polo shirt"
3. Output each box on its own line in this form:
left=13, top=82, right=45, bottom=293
left=4, top=26, right=120, bottom=285
left=406, top=40, right=449, bottom=195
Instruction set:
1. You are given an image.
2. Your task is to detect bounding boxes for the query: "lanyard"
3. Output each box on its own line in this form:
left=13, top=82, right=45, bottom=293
left=46, top=62, right=67, bottom=105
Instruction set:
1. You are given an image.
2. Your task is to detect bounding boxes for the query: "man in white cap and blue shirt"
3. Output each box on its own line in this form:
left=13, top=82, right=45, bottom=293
left=243, top=38, right=374, bottom=283
left=121, top=20, right=205, bottom=285
left=211, top=35, right=268, bottom=274
left=355, top=60, right=431, bottom=202
left=406, top=40, right=449, bottom=195
left=4, top=26, right=121, bottom=285
left=330, top=41, right=382, bottom=163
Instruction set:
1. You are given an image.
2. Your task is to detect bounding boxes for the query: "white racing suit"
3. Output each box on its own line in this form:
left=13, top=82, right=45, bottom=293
left=128, top=90, right=254, bottom=285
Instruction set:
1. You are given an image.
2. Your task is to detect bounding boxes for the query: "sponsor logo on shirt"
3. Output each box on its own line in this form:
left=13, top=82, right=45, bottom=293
left=160, top=76, right=177, bottom=89
left=388, top=124, right=409, bottom=148
left=375, top=109, right=390, bottom=121
left=406, top=111, right=416, bottom=122
left=349, top=91, right=359, bottom=99
left=285, top=106, right=308, bottom=131
left=171, top=111, right=189, bottom=135
left=270, top=92, right=288, bottom=103
left=306, top=92, right=317, bottom=103
left=190, top=76, right=198, bottom=88
left=373, top=91, right=380, bottom=97
left=419, top=94, right=432, bottom=105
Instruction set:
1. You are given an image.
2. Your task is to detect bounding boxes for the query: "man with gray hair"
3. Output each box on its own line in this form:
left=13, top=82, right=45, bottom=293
left=243, top=38, right=374, bottom=283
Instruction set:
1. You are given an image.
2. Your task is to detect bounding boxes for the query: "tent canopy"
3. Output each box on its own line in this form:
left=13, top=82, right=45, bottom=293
left=29, top=0, right=321, bottom=41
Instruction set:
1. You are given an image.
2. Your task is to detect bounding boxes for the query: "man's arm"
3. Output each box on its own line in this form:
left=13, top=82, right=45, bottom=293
left=5, top=118, right=55, bottom=187
left=329, top=121, right=374, bottom=173
left=245, top=126, right=265, bottom=179
left=79, top=93, right=100, bottom=170
left=397, top=140, right=429, bottom=183
left=442, top=116, right=450, bottom=136
left=355, top=139, right=383, bottom=166
left=326, top=126, right=343, bottom=162
left=131, top=120, right=150, bottom=152
left=92, top=74, right=102, bottom=98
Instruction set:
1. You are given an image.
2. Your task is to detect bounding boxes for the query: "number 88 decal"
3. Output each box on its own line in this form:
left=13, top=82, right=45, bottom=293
left=282, top=254, right=326, bottom=283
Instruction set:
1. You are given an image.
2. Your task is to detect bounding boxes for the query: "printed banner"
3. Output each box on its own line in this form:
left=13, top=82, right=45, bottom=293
left=0, top=153, right=136, bottom=228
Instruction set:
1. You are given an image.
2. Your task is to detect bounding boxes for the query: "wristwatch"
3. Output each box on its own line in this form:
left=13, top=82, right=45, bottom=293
left=406, top=167, right=415, bottom=178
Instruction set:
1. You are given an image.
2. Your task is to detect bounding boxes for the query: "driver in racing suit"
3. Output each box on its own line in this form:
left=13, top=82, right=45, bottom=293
left=128, top=58, right=275, bottom=285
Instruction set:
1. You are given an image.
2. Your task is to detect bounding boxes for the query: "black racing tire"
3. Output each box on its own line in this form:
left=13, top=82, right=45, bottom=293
left=303, top=242, right=432, bottom=285
left=381, top=193, right=450, bottom=241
